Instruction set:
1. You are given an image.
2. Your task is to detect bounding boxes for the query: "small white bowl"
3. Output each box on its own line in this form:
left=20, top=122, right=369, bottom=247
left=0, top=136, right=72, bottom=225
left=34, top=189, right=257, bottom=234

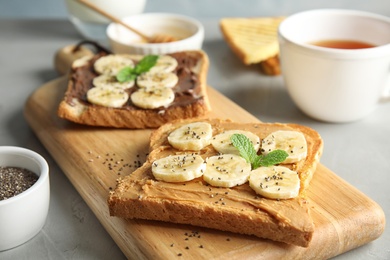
left=0, top=146, right=50, bottom=251
left=107, top=13, right=204, bottom=55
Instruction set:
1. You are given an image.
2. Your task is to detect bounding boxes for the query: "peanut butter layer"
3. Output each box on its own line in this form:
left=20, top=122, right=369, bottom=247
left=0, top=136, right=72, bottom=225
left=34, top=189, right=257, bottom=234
left=108, top=119, right=323, bottom=247
left=149, top=119, right=323, bottom=194
left=114, top=164, right=313, bottom=230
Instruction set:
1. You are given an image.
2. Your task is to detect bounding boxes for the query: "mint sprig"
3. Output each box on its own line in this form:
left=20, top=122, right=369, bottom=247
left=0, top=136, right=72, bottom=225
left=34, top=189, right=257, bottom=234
left=230, top=133, right=288, bottom=169
left=116, top=55, right=159, bottom=83
left=116, top=67, right=137, bottom=82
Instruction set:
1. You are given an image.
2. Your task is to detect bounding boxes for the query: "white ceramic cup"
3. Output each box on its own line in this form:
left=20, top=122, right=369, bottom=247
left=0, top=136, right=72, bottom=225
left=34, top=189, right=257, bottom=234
left=65, top=0, right=147, bottom=40
left=0, top=146, right=50, bottom=251
left=278, top=9, right=390, bottom=123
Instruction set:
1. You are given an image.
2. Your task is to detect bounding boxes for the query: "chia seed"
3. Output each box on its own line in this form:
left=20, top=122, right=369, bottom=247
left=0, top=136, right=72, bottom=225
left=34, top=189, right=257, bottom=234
left=0, top=166, right=38, bottom=201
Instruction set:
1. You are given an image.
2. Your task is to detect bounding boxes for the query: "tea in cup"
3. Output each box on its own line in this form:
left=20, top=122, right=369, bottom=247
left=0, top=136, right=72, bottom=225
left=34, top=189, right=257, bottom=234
left=278, top=9, right=390, bottom=122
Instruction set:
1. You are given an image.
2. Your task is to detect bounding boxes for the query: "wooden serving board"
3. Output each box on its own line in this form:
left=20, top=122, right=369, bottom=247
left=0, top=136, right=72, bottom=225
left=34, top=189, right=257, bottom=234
left=24, top=77, right=385, bottom=259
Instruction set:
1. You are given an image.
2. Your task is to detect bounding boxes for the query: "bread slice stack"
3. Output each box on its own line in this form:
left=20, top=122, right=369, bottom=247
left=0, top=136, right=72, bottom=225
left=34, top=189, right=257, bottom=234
left=57, top=50, right=211, bottom=129
left=220, top=17, right=284, bottom=75
left=108, top=118, right=323, bottom=247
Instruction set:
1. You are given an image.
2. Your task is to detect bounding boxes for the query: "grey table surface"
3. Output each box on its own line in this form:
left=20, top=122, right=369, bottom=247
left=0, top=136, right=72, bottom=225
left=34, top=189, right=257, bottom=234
left=0, top=16, right=389, bottom=260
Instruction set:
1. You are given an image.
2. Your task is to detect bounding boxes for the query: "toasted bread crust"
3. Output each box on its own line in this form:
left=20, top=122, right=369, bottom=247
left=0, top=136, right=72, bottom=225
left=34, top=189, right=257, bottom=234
left=220, top=17, right=284, bottom=65
left=260, top=55, right=281, bottom=76
left=58, top=96, right=210, bottom=128
left=109, top=189, right=313, bottom=246
left=108, top=118, right=323, bottom=247
left=57, top=51, right=211, bottom=129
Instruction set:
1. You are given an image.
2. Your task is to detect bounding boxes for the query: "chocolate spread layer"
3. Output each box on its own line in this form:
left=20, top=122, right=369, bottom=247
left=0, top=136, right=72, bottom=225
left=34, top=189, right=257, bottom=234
left=66, top=52, right=204, bottom=110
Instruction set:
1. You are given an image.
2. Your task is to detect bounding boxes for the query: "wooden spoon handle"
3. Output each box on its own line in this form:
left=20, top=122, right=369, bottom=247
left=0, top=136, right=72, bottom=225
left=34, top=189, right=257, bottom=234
left=76, top=0, right=150, bottom=41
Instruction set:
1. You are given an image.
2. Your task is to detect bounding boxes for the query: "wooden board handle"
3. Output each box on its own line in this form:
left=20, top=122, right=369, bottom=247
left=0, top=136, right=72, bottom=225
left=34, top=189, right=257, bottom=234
left=54, top=40, right=112, bottom=75
left=54, top=44, right=94, bottom=75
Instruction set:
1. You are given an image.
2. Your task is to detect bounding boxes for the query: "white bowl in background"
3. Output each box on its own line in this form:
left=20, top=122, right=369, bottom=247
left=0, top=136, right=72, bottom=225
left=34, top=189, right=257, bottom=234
left=65, top=0, right=146, bottom=41
left=0, top=146, right=50, bottom=251
left=107, top=13, right=204, bottom=55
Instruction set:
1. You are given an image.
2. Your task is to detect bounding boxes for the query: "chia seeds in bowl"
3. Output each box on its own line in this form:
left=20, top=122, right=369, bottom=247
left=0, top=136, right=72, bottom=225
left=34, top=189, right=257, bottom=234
left=0, top=166, right=39, bottom=201
left=0, top=146, right=50, bottom=251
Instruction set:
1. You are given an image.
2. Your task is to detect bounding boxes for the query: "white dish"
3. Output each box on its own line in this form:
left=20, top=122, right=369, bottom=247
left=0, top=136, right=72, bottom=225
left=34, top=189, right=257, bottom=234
left=0, top=146, right=50, bottom=251
left=107, top=13, right=204, bottom=55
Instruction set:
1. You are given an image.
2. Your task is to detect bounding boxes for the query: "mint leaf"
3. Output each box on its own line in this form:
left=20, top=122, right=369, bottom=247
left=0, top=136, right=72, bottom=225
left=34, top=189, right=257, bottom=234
left=254, top=150, right=289, bottom=168
left=230, top=134, right=257, bottom=164
left=230, top=133, right=288, bottom=169
left=116, top=67, right=136, bottom=82
left=116, top=55, right=159, bottom=82
left=134, top=55, right=159, bottom=74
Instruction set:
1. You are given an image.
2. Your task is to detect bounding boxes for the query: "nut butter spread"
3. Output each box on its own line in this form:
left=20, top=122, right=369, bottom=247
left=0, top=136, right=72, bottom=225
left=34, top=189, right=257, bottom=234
left=119, top=175, right=312, bottom=231
left=66, top=52, right=204, bottom=110
left=114, top=121, right=318, bottom=232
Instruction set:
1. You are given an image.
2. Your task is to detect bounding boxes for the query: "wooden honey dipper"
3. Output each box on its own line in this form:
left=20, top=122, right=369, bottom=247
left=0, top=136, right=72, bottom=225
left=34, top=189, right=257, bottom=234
left=76, top=0, right=177, bottom=43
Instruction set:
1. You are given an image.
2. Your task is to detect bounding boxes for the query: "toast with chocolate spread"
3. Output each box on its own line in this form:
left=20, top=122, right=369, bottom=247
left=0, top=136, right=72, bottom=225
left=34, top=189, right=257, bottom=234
left=108, top=118, right=323, bottom=247
left=57, top=47, right=211, bottom=129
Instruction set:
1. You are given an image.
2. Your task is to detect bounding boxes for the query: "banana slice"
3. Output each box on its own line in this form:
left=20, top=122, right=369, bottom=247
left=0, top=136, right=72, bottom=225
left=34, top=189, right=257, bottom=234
left=203, top=154, right=251, bottom=188
left=94, top=54, right=134, bottom=76
left=261, top=131, right=307, bottom=164
left=211, top=130, right=260, bottom=155
left=130, top=87, right=175, bottom=109
left=93, top=74, right=135, bottom=90
left=249, top=166, right=300, bottom=199
left=168, top=122, right=213, bottom=151
left=152, top=154, right=205, bottom=182
left=148, top=55, right=178, bottom=74
left=87, top=86, right=129, bottom=108
left=72, top=55, right=94, bottom=69
left=137, top=72, right=179, bottom=88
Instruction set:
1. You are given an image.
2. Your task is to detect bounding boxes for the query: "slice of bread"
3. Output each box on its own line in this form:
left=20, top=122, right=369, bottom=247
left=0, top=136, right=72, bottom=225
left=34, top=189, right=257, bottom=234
left=220, top=17, right=284, bottom=65
left=108, top=118, right=323, bottom=247
left=57, top=50, right=211, bottom=129
left=260, top=55, right=281, bottom=76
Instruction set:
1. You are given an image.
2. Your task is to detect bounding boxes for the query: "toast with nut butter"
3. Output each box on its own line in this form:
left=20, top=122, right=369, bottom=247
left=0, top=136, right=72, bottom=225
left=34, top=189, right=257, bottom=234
left=108, top=118, right=323, bottom=247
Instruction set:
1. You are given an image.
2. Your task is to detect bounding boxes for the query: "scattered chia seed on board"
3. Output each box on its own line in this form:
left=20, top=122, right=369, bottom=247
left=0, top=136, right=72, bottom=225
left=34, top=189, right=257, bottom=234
left=0, top=166, right=38, bottom=201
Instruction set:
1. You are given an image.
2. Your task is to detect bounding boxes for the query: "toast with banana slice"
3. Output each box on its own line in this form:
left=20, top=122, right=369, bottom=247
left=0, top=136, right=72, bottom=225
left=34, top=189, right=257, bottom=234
left=57, top=48, right=211, bottom=128
left=108, top=118, right=323, bottom=247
